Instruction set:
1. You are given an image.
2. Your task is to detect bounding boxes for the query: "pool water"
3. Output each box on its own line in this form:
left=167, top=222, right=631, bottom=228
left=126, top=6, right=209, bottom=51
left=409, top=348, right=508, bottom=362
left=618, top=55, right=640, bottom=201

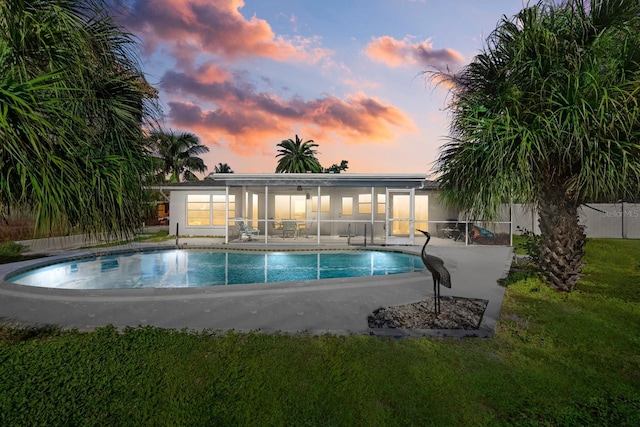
left=8, top=250, right=424, bottom=290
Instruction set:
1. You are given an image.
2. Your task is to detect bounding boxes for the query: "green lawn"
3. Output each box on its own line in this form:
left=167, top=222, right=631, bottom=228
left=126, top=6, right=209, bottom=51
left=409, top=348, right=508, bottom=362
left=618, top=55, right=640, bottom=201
left=1, top=239, right=639, bottom=426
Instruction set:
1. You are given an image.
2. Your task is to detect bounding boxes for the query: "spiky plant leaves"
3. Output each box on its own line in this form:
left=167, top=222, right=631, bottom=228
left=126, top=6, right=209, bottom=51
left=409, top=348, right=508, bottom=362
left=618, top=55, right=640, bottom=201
left=147, top=130, right=209, bottom=183
left=275, top=135, right=322, bottom=173
left=427, top=0, right=640, bottom=291
left=0, top=0, right=160, bottom=239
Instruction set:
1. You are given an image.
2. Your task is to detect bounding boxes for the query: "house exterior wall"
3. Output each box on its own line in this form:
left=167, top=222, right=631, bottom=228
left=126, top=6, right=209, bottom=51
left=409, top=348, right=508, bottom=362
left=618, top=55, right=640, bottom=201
left=168, top=191, right=187, bottom=235
left=169, top=190, right=232, bottom=237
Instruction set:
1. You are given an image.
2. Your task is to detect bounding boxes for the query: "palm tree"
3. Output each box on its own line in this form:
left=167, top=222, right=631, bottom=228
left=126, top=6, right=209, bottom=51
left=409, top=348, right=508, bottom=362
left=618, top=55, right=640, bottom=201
left=427, top=0, right=640, bottom=292
left=0, top=0, right=159, bottom=238
left=150, top=130, right=209, bottom=182
left=275, top=135, right=322, bottom=173
left=214, top=163, right=234, bottom=173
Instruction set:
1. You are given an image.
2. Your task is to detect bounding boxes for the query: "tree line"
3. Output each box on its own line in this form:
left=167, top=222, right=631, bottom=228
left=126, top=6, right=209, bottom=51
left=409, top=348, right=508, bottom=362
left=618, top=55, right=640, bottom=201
left=148, top=131, right=347, bottom=182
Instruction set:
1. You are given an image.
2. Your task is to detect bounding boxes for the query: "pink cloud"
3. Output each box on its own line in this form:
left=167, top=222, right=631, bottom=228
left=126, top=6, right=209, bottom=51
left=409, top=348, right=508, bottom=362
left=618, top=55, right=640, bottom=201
left=161, top=68, right=417, bottom=157
left=192, top=63, right=234, bottom=85
left=365, top=35, right=464, bottom=69
left=427, top=72, right=458, bottom=90
left=118, top=0, right=330, bottom=64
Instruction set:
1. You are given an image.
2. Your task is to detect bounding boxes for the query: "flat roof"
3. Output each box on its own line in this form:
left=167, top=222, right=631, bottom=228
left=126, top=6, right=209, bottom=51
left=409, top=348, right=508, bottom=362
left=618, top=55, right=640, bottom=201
left=153, top=173, right=437, bottom=190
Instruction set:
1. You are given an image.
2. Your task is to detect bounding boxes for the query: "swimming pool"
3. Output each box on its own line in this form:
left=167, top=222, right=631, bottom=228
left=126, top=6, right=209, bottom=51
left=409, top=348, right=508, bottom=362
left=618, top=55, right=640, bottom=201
left=7, top=249, right=424, bottom=290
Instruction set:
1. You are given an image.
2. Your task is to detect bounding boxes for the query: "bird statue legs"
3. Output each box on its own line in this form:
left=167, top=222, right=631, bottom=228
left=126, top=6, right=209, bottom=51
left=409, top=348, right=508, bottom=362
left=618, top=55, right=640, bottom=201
left=433, top=277, right=441, bottom=315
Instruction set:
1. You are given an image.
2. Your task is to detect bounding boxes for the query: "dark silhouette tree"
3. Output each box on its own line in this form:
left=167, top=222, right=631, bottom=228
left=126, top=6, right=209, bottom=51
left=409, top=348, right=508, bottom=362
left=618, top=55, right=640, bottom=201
left=323, top=160, right=349, bottom=173
left=214, top=163, right=234, bottom=173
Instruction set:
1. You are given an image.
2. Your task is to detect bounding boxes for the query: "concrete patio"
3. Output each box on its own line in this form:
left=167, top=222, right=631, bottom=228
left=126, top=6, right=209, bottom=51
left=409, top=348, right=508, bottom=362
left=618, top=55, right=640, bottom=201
left=0, top=238, right=513, bottom=338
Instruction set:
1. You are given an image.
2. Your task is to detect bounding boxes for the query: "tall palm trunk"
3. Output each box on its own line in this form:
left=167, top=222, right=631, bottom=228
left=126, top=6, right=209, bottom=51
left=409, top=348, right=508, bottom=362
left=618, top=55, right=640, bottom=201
left=537, top=191, right=586, bottom=292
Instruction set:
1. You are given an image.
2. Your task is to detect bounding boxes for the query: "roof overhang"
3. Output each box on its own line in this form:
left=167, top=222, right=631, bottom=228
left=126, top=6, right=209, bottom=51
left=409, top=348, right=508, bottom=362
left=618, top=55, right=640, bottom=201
left=149, top=173, right=438, bottom=191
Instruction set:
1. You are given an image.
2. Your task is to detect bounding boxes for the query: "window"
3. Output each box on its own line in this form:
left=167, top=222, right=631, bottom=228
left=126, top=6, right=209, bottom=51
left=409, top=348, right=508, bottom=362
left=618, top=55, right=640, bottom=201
left=274, top=195, right=289, bottom=220
left=377, top=194, right=386, bottom=214
left=275, top=194, right=307, bottom=221
left=414, top=195, right=429, bottom=230
left=187, top=195, right=211, bottom=226
left=228, top=195, right=236, bottom=224
left=391, top=194, right=411, bottom=234
left=341, top=196, right=353, bottom=215
left=358, top=194, right=372, bottom=214
left=212, top=195, right=235, bottom=226
left=311, top=195, right=330, bottom=213
left=186, top=194, right=235, bottom=226
left=251, top=194, right=259, bottom=228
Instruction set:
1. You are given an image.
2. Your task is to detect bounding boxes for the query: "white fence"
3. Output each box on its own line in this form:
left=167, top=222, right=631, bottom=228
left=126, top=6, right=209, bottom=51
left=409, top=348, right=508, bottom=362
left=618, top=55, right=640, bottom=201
left=512, top=203, right=640, bottom=239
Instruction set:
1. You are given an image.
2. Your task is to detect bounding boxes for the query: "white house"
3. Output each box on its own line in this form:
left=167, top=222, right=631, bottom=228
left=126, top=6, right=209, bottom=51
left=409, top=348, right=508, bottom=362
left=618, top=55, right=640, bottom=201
left=155, top=173, right=461, bottom=245
left=155, top=173, right=639, bottom=244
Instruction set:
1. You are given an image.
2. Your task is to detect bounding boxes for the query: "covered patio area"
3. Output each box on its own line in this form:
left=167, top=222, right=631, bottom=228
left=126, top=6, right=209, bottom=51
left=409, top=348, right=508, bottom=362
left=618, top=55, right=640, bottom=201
left=159, top=173, right=514, bottom=246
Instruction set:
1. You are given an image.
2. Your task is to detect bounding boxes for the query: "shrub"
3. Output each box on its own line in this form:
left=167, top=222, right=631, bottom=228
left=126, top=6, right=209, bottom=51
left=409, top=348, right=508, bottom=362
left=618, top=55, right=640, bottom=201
left=515, top=226, right=541, bottom=264
left=0, top=241, right=24, bottom=257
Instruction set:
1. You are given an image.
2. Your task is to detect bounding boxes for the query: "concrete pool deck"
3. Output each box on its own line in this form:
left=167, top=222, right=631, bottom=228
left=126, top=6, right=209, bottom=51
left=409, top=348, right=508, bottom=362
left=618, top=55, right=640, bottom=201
left=0, top=239, right=513, bottom=338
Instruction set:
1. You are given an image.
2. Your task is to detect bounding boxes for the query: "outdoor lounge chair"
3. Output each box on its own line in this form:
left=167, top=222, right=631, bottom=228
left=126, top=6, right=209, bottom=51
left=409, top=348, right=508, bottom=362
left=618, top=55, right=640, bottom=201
left=237, top=220, right=260, bottom=241
left=469, top=224, right=495, bottom=243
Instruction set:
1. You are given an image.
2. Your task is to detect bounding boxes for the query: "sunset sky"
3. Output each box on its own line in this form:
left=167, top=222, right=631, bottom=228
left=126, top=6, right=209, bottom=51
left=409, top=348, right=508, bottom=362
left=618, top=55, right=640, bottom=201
left=113, top=0, right=526, bottom=176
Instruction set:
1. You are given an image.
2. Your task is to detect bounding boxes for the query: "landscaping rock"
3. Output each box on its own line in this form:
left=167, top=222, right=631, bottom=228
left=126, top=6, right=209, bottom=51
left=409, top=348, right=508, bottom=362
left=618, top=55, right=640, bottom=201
left=368, top=296, right=488, bottom=330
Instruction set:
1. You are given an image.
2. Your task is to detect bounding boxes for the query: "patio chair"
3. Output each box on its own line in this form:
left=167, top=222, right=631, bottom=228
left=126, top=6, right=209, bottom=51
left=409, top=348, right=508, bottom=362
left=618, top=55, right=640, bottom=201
left=440, top=219, right=465, bottom=241
left=270, top=220, right=281, bottom=237
left=296, top=217, right=314, bottom=238
left=237, top=220, right=260, bottom=241
left=281, top=220, right=297, bottom=238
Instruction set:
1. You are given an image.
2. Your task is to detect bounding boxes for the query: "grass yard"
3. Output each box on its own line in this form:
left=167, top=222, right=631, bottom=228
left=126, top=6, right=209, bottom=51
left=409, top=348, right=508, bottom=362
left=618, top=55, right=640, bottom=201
left=1, top=239, right=639, bottom=425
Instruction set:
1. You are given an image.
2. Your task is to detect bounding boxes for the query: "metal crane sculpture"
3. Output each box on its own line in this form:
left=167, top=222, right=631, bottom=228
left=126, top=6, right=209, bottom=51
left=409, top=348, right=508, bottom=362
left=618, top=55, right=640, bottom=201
left=416, top=229, right=452, bottom=315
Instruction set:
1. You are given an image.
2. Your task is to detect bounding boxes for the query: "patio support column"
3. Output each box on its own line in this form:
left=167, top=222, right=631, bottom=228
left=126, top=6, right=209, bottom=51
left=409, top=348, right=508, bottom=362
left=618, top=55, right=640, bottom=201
left=241, top=185, right=247, bottom=220
left=224, top=186, right=229, bottom=244
left=317, top=185, right=321, bottom=244
left=370, top=186, right=375, bottom=245
left=509, top=203, right=514, bottom=247
left=384, top=187, right=389, bottom=244
left=265, top=185, right=269, bottom=245
left=465, top=213, right=469, bottom=246
left=410, top=188, right=415, bottom=245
